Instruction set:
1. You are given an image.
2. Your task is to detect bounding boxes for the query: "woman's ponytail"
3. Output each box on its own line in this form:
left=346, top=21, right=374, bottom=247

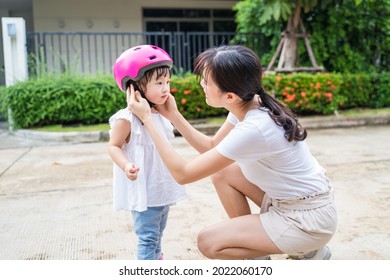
left=258, top=87, right=307, bottom=142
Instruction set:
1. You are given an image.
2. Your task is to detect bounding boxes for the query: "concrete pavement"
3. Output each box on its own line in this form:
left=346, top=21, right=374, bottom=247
left=0, top=119, right=390, bottom=260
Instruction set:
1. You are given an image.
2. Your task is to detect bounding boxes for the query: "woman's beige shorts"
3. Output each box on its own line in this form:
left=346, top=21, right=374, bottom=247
left=260, top=189, right=337, bottom=255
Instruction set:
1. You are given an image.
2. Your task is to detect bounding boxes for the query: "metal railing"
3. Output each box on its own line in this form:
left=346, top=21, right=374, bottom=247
left=26, top=31, right=270, bottom=77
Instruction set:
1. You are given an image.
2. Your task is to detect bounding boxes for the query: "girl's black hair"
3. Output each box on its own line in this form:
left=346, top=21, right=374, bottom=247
left=193, top=45, right=307, bottom=142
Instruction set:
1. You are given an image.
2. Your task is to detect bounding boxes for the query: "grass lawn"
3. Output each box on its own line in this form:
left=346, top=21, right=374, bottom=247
left=31, top=123, right=110, bottom=132
left=337, top=107, right=390, bottom=116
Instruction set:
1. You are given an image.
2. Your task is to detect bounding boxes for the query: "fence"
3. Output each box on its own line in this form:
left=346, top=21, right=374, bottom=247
left=26, top=31, right=270, bottom=77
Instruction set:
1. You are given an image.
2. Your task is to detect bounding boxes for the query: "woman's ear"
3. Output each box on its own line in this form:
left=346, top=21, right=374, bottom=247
left=225, top=92, right=239, bottom=104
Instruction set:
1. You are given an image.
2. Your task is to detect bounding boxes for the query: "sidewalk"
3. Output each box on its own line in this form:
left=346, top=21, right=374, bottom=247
left=7, top=112, right=390, bottom=143
left=0, top=115, right=390, bottom=260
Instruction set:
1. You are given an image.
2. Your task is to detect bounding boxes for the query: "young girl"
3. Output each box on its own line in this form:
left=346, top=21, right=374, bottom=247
left=108, top=45, right=186, bottom=260
left=128, top=45, right=337, bottom=260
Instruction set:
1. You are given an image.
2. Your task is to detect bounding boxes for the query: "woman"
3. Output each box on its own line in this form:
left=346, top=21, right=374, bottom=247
left=127, top=45, right=337, bottom=260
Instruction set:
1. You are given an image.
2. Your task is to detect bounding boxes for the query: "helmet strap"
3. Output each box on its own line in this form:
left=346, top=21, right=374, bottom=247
left=127, top=81, right=155, bottom=108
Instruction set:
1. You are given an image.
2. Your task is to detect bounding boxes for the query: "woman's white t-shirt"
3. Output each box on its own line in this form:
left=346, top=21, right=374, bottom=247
left=216, top=110, right=330, bottom=199
left=109, top=109, right=187, bottom=212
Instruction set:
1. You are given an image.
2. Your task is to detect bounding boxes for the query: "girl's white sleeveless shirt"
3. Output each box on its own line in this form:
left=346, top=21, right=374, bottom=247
left=109, top=109, right=187, bottom=212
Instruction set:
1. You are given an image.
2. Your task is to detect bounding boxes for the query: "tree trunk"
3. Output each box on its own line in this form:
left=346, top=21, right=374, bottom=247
left=283, top=0, right=301, bottom=69
left=266, top=0, right=324, bottom=73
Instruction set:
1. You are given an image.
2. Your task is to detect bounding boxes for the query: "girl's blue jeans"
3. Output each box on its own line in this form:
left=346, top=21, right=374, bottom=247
left=131, top=206, right=170, bottom=260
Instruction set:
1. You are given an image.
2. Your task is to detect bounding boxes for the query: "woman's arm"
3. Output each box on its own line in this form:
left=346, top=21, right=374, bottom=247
left=155, top=94, right=234, bottom=153
left=108, top=119, right=139, bottom=180
left=129, top=90, right=234, bottom=184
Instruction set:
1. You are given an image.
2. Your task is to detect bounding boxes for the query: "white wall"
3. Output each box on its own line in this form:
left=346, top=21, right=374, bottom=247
left=2, top=17, right=28, bottom=86
left=0, top=9, right=9, bottom=85
left=32, top=0, right=237, bottom=32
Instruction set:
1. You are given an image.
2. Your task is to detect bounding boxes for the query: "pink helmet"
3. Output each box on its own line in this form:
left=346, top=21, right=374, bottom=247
left=113, top=44, right=173, bottom=92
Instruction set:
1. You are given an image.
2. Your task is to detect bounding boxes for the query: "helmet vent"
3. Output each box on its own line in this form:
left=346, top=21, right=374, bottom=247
left=148, top=55, right=157, bottom=60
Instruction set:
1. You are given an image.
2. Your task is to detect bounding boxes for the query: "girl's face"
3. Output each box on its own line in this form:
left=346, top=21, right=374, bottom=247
left=200, top=70, right=224, bottom=108
left=144, top=72, right=170, bottom=105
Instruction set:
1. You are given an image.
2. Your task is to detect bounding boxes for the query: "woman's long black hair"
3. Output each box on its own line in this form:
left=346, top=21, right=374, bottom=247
left=193, top=45, right=307, bottom=142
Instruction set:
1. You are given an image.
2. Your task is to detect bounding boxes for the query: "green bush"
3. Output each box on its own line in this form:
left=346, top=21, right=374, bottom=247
left=0, top=86, right=8, bottom=121
left=5, top=74, right=126, bottom=128
left=1, top=72, right=389, bottom=129
left=369, top=72, right=390, bottom=108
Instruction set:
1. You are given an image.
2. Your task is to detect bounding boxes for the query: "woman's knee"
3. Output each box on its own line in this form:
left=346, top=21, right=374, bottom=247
left=210, top=169, right=225, bottom=187
left=210, top=164, right=235, bottom=186
left=197, top=229, right=217, bottom=259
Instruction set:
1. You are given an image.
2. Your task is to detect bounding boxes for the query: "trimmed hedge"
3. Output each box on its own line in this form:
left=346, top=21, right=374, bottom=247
left=2, top=75, right=125, bottom=128
left=0, top=72, right=389, bottom=129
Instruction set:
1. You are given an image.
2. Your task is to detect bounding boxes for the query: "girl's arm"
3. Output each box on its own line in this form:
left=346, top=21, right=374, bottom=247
left=155, top=94, right=234, bottom=153
left=108, top=119, right=140, bottom=180
left=129, top=90, right=234, bottom=184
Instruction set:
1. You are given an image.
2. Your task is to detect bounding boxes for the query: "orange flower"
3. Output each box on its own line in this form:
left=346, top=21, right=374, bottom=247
left=301, top=92, right=307, bottom=98
left=324, top=92, right=333, bottom=102
left=171, top=88, right=178, bottom=93
left=285, top=93, right=296, bottom=103
left=196, top=107, right=201, bottom=112
left=315, top=82, right=321, bottom=89
left=183, top=89, right=191, bottom=95
left=181, top=98, right=187, bottom=105
left=276, top=76, right=282, bottom=81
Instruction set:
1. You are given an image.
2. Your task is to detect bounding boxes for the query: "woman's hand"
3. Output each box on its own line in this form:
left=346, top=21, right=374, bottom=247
left=155, top=94, right=178, bottom=121
left=127, top=84, right=151, bottom=122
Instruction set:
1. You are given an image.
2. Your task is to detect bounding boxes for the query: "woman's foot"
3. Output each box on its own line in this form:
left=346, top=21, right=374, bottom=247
left=287, top=246, right=332, bottom=260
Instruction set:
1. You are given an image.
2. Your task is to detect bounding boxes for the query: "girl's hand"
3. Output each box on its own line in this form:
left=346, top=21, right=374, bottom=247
left=127, top=84, right=151, bottom=122
left=124, top=162, right=140, bottom=181
left=155, top=94, right=178, bottom=121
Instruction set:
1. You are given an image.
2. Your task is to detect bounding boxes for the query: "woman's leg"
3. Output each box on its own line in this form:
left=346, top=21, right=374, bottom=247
left=197, top=214, right=283, bottom=259
left=211, top=163, right=265, bottom=218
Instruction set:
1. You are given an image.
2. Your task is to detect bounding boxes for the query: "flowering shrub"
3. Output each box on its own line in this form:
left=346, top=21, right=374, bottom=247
left=262, top=73, right=346, bottom=115
left=1, top=72, right=388, bottom=128
left=170, top=75, right=227, bottom=120
left=338, top=73, right=371, bottom=109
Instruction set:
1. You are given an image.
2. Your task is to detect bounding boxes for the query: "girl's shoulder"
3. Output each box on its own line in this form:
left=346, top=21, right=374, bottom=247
left=109, top=109, right=133, bottom=127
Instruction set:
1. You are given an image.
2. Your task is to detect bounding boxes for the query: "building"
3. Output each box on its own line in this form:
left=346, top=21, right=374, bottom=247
left=0, top=0, right=239, bottom=85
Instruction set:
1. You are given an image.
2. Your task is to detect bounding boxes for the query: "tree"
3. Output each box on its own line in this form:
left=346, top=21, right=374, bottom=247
left=307, top=0, right=389, bottom=73
left=234, top=0, right=378, bottom=73
left=263, top=0, right=324, bottom=72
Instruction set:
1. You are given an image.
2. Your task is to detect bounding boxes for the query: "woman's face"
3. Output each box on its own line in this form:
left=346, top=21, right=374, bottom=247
left=144, top=72, right=170, bottom=105
left=200, top=70, right=224, bottom=108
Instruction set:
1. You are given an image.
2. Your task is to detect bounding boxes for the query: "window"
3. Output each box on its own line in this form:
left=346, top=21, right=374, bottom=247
left=143, top=8, right=236, bottom=33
